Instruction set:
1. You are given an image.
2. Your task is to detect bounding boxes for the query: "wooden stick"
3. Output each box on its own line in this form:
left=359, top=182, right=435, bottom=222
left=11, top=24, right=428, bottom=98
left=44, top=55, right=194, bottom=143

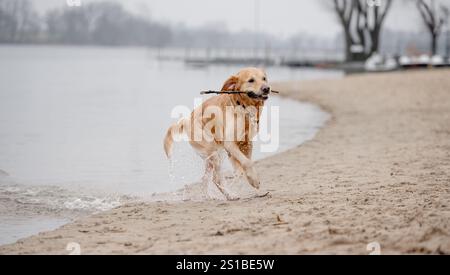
left=200, top=90, right=280, bottom=95
left=200, top=91, right=246, bottom=95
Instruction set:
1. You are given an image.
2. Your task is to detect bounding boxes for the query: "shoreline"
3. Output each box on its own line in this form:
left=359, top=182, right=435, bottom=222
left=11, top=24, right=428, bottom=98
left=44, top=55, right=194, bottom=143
left=0, top=94, right=328, bottom=247
left=1, top=69, right=450, bottom=254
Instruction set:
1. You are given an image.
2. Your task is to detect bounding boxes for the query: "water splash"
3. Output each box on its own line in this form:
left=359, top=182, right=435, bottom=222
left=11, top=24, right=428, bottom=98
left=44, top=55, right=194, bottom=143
left=0, top=183, right=131, bottom=217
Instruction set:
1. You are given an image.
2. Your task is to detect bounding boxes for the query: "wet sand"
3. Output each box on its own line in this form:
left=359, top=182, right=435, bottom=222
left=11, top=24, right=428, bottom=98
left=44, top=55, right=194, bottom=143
left=1, top=69, right=449, bottom=254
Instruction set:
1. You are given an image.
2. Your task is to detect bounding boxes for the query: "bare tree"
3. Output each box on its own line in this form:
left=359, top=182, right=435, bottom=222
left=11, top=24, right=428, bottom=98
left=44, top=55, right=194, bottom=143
left=0, top=0, right=40, bottom=43
left=332, top=0, right=392, bottom=61
left=416, top=0, right=447, bottom=55
left=443, top=5, right=450, bottom=56
left=45, top=2, right=172, bottom=47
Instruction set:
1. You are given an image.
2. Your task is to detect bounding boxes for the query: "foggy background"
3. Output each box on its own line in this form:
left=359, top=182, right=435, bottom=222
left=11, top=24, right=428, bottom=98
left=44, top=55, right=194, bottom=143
left=1, top=0, right=449, bottom=246
left=31, top=0, right=422, bottom=37
left=1, top=0, right=449, bottom=56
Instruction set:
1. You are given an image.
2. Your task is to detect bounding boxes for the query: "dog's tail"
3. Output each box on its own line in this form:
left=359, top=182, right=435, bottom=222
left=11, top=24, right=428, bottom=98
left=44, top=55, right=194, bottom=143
left=163, top=118, right=188, bottom=158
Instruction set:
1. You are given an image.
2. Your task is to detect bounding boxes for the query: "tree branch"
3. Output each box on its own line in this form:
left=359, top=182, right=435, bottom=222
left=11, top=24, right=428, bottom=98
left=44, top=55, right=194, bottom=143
left=417, top=0, right=435, bottom=32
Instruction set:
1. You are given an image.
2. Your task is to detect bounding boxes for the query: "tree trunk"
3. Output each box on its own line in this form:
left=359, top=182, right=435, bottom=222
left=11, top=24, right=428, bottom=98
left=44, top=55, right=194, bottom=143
left=431, top=32, right=437, bottom=55
left=345, top=31, right=353, bottom=62
left=371, top=26, right=381, bottom=54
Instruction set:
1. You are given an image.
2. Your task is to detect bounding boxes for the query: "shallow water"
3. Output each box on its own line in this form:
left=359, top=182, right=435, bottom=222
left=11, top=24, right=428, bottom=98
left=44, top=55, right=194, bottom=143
left=0, top=45, right=341, bottom=245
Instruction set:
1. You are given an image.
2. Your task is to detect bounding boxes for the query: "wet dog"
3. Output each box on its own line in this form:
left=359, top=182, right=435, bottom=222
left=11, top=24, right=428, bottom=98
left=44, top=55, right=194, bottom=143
left=164, top=67, right=271, bottom=200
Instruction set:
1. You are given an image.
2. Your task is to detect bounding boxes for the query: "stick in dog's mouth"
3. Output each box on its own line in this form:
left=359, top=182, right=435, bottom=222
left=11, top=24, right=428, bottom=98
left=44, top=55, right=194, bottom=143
left=200, top=90, right=280, bottom=95
left=247, top=91, right=269, bottom=101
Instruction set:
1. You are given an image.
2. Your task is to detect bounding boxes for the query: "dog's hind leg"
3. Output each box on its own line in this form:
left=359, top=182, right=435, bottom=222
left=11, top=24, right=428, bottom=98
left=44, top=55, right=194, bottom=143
left=202, top=159, right=214, bottom=183
left=210, top=154, right=237, bottom=201
left=200, top=158, right=214, bottom=197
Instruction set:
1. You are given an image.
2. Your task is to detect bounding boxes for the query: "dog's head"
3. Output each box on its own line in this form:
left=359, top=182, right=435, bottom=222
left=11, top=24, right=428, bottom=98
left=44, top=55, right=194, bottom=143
left=221, top=67, right=271, bottom=102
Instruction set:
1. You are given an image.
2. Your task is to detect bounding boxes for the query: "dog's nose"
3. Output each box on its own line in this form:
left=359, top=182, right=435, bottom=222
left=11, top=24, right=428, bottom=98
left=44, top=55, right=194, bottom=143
left=261, top=86, right=271, bottom=94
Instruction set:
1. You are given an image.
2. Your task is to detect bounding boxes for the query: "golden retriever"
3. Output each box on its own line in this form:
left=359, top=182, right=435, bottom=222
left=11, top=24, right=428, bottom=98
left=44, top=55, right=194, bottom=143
left=164, top=67, right=271, bottom=200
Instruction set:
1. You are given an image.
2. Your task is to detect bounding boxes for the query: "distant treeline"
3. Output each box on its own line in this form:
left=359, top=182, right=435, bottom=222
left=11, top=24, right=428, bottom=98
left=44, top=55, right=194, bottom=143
left=0, top=0, right=288, bottom=49
left=0, top=0, right=171, bottom=46
left=0, top=0, right=443, bottom=56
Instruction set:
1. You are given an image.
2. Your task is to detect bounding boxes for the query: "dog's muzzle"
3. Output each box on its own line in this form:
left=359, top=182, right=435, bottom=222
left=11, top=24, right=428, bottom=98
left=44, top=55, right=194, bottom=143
left=261, top=85, right=271, bottom=95
left=247, top=86, right=271, bottom=101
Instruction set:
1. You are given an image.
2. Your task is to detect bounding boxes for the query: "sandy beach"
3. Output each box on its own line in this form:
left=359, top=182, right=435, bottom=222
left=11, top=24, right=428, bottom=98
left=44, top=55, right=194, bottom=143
left=1, top=69, right=449, bottom=255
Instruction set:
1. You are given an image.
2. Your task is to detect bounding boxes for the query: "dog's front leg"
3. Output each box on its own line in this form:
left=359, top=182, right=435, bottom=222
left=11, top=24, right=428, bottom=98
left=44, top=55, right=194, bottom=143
left=223, top=141, right=260, bottom=189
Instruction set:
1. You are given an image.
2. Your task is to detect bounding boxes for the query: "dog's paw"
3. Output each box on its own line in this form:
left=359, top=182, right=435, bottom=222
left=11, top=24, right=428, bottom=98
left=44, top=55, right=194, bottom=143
left=245, top=167, right=260, bottom=189
left=226, top=196, right=240, bottom=201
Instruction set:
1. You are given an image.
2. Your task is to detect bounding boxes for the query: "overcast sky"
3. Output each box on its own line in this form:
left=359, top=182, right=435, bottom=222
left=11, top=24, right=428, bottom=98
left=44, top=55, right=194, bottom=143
left=36, top=0, right=426, bottom=38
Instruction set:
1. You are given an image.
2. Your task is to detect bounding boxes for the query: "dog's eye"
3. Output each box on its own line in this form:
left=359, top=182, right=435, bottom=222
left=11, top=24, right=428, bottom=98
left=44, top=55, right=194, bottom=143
left=263, top=77, right=267, bottom=81
left=248, top=78, right=255, bottom=83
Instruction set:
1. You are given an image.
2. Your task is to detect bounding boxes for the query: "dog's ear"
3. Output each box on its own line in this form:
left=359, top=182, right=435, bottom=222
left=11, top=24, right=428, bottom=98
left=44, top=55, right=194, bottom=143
left=221, top=75, right=239, bottom=91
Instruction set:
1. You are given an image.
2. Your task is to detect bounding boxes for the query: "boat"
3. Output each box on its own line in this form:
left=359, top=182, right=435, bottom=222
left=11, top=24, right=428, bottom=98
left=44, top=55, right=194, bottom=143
left=399, top=54, right=448, bottom=69
left=364, top=53, right=398, bottom=72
